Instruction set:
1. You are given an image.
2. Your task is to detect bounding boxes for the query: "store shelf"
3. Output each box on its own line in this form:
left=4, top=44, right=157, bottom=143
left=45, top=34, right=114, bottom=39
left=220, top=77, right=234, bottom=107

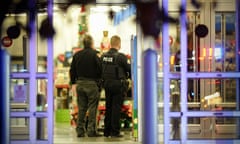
left=55, top=84, right=70, bottom=89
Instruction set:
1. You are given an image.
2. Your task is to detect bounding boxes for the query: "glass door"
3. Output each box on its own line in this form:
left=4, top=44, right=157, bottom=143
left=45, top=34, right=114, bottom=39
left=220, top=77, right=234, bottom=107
left=162, top=0, right=240, bottom=143
left=6, top=1, right=54, bottom=144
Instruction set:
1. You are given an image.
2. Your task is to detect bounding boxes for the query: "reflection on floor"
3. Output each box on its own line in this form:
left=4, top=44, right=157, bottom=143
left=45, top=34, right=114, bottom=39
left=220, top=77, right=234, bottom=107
left=54, top=123, right=141, bottom=144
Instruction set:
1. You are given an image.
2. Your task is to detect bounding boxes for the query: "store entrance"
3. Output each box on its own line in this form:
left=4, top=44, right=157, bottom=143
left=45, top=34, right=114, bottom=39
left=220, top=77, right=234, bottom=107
left=6, top=0, right=240, bottom=144
left=53, top=3, right=137, bottom=143
left=6, top=2, right=137, bottom=143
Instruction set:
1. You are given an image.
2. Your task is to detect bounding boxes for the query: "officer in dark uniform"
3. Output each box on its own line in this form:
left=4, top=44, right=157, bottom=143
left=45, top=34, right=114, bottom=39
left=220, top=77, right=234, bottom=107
left=70, top=34, right=102, bottom=137
left=101, top=35, right=131, bottom=137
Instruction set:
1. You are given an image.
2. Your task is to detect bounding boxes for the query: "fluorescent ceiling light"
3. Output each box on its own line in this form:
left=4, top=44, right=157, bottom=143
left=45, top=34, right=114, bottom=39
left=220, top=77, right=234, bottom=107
left=96, top=0, right=126, bottom=3
left=90, top=6, right=109, bottom=12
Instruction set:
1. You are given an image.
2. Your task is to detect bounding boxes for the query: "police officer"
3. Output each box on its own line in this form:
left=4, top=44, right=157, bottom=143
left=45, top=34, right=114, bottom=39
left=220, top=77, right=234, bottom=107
left=101, top=35, right=131, bottom=137
left=70, top=34, right=102, bottom=137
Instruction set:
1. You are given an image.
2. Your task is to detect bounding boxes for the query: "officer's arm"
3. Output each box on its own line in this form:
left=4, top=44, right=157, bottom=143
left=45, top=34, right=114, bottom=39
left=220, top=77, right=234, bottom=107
left=70, top=55, right=77, bottom=84
left=95, top=54, right=102, bottom=78
left=119, top=54, right=131, bottom=78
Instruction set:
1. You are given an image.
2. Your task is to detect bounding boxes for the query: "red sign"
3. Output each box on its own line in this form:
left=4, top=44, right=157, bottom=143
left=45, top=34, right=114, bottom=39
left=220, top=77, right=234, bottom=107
left=1, top=36, right=13, bottom=47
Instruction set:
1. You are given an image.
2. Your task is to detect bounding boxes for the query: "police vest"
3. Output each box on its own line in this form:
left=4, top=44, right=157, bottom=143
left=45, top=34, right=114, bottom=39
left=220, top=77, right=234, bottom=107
left=102, top=53, right=126, bottom=80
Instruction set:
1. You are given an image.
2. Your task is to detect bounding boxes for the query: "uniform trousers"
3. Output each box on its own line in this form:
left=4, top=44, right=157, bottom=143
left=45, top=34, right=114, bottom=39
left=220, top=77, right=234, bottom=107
left=103, top=79, right=124, bottom=136
left=76, top=80, right=100, bottom=135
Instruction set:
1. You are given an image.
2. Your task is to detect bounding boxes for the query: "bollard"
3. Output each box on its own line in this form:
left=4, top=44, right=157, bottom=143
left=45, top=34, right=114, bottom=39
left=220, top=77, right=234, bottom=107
left=0, top=49, right=10, bottom=144
left=142, top=49, right=158, bottom=144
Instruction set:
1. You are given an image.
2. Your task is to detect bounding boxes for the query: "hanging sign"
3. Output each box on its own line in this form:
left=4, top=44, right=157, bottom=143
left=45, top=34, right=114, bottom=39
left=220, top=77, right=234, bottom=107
left=1, top=36, right=13, bottom=47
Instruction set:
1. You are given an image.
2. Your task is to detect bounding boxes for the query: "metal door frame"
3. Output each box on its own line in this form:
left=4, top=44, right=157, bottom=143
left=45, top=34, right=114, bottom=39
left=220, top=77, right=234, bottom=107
left=163, top=0, right=240, bottom=143
left=10, top=0, right=54, bottom=143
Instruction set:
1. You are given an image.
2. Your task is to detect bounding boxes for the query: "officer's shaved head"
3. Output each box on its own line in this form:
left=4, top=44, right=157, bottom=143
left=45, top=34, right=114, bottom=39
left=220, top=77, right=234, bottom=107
left=110, top=35, right=121, bottom=49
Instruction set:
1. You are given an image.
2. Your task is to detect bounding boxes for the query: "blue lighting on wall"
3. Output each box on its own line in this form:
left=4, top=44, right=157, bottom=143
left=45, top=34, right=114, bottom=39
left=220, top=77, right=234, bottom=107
left=113, top=4, right=136, bottom=26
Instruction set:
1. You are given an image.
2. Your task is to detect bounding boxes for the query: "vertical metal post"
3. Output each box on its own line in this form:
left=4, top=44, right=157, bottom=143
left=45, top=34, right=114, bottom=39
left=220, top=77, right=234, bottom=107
left=162, top=0, right=170, bottom=143
left=23, top=36, right=28, bottom=70
left=28, top=0, right=37, bottom=142
left=142, top=49, right=158, bottom=144
left=236, top=0, right=240, bottom=138
left=136, top=25, right=143, bottom=142
left=131, top=35, right=138, bottom=140
left=0, top=49, right=10, bottom=144
left=47, top=0, right=54, bottom=143
left=180, top=0, right=188, bottom=143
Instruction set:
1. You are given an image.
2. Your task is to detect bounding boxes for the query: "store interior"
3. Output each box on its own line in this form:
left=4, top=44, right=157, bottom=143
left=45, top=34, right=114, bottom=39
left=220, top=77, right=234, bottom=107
left=53, top=3, right=136, bottom=135
left=3, top=3, right=138, bottom=143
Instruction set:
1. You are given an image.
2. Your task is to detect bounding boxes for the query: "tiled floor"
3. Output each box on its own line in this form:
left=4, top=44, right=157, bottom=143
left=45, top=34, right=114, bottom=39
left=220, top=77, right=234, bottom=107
left=54, top=123, right=141, bottom=144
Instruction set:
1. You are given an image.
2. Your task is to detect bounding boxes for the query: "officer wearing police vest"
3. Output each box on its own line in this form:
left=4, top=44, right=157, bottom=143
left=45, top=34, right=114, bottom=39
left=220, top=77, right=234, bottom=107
left=101, top=35, right=131, bottom=137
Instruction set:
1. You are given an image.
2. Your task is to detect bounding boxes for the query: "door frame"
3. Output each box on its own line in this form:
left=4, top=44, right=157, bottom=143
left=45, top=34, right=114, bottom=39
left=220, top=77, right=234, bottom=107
left=163, top=0, right=240, bottom=143
left=10, top=0, right=54, bottom=144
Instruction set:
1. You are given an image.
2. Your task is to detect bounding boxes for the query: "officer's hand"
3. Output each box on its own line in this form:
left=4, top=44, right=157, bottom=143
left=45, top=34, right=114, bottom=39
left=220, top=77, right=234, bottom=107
left=71, top=84, right=77, bottom=97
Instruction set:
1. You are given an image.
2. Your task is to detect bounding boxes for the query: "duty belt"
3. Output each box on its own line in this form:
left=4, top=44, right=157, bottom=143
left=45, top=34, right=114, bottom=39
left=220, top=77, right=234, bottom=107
left=77, top=77, right=96, bottom=81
